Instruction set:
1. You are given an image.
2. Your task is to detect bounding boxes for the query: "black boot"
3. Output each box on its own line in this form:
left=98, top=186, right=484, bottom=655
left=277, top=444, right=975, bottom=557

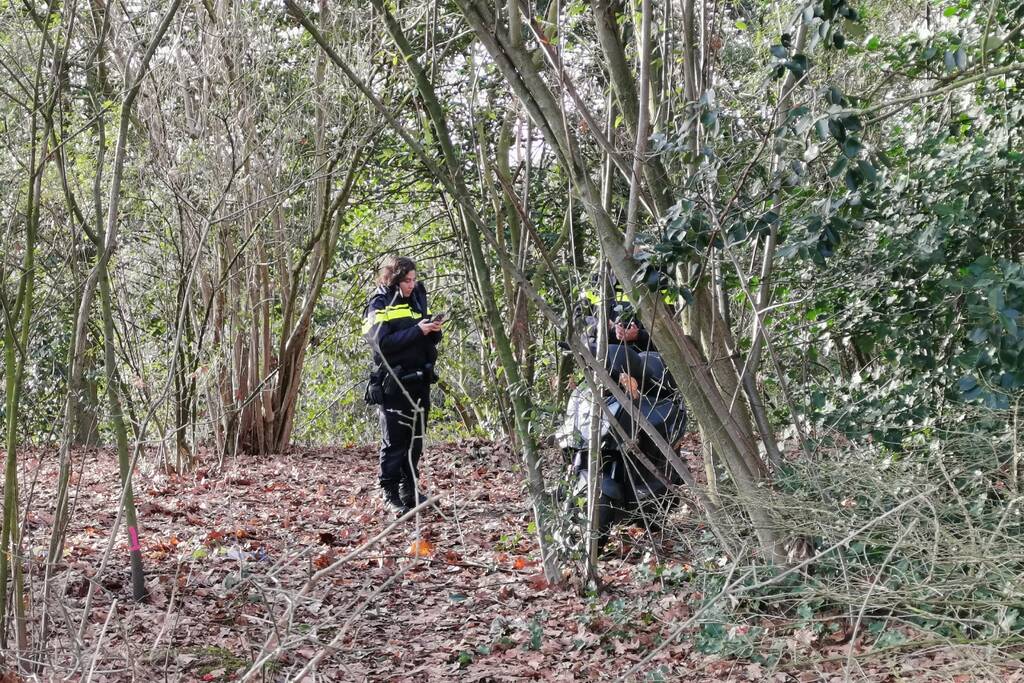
left=399, top=479, right=428, bottom=509
left=380, top=481, right=410, bottom=517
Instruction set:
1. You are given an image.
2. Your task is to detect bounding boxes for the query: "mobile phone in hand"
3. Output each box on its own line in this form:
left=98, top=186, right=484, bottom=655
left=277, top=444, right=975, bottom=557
left=432, top=311, right=449, bottom=323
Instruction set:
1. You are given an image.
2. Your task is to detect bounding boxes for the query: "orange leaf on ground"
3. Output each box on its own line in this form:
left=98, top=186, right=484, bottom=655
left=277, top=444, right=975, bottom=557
left=313, top=551, right=334, bottom=569
left=151, top=536, right=180, bottom=554
left=512, top=556, right=529, bottom=570
left=526, top=573, right=549, bottom=591
left=203, top=530, right=224, bottom=546
left=408, top=539, right=434, bottom=557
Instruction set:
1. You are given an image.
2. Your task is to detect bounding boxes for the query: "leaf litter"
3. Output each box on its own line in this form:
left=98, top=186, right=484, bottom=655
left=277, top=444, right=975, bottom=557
left=12, top=441, right=1019, bottom=681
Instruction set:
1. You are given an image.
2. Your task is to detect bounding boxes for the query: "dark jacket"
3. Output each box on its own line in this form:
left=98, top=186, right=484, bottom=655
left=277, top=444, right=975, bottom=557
left=580, top=284, right=655, bottom=352
left=363, top=282, right=441, bottom=372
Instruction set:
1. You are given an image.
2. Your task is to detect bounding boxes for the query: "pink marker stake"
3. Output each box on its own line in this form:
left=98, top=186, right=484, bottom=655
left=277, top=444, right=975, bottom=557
left=128, top=526, right=141, bottom=552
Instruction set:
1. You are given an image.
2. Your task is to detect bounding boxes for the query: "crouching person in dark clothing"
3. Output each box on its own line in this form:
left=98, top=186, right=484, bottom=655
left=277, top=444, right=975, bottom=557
left=363, top=255, right=443, bottom=516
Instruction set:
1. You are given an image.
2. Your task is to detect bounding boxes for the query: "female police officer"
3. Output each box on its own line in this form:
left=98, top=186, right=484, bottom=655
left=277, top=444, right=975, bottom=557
left=363, top=256, right=443, bottom=516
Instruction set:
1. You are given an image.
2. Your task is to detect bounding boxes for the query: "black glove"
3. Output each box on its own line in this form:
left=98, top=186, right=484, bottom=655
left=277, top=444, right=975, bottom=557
left=425, top=363, right=440, bottom=384
left=364, top=380, right=384, bottom=405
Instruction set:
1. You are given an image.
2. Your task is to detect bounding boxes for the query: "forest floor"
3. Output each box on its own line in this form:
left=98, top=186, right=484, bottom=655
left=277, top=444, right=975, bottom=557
left=12, top=441, right=1024, bottom=681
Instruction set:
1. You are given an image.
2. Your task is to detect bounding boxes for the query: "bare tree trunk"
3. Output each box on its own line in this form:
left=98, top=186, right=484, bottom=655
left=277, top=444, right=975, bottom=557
left=44, top=0, right=112, bottom=639
left=1, top=0, right=72, bottom=654
left=740, top=10, right=812, bottom=462
left=449, top=0, right=785, bottom=562
left=624, top=0, right=652, bottom=254
left=592, top=0, right=672, bottom=214
left=87, top=0, right=182, bottom=601
left=586, top=261, right=611, bottom=583
left=186, top=0, right=364, bottom=457
left=98, top=266, right=147, bottom=601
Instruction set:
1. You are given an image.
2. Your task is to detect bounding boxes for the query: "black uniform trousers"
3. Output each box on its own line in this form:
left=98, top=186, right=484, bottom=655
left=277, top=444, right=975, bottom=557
left=378, top=381, right=431, bottom=489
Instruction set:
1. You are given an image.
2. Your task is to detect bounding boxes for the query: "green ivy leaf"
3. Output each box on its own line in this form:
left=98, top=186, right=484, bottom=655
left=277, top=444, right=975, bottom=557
left=944, top=50, right=957, bottom=72
left=842, top=137, right=863, bottom=158
left=829, top=156, right=848, bottom=177
left=785, top=54, right=810, bottom=77
left=967, top=327, right=988, bottom=344
left=857, top=159, right=878, bottom=182
left=845, top=168, right=861, bottom=191
left=955, top=46, right=967, bottom=70
left=828, top=118, right=847, bottom=141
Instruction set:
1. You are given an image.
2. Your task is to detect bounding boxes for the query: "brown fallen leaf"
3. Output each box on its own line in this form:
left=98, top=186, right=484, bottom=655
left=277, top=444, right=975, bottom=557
left=313, top=550, right=335, bottom=569
left=203, top=530, right=224, bottom=546
left=526, top=573, right=549, bottom=591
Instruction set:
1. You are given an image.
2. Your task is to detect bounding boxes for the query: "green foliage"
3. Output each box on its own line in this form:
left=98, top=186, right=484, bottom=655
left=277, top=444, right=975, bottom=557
left=631, top=0, right=1017, bottom=445
left=953, top=257, right=1024, bottom=409
left=696, top=620, right=768, bottom=660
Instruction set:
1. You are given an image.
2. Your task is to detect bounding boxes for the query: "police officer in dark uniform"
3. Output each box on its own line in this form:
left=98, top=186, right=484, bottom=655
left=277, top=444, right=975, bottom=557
left=581, top=279, right=657, bottom=353
left=363, top=256, right=443, bottom=516
left=580, top=271, right=677, bottom=395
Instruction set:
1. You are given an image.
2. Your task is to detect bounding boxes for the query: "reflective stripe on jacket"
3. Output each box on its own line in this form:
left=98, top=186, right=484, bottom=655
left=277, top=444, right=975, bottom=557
left=579, top=284, right=673, bottom=353
left=363, top=282, right=440, bottom=371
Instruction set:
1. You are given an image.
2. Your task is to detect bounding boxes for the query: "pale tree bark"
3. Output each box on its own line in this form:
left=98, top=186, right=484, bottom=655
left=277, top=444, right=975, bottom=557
left=586, top=261, right=611, bottom=583
left=741, top=6, right=813, bottom=463
left=52, top=135, right=101, bottom=448
left=44, top=0, right=112, bottom=637
left=179, top=0, right=366, bottom=457
left=592, top=0, right=672, bottom=214
left=624, top=0, right=652, bottom=255
left=95, top=0, right=185, bottom=602
left=40, top=0, right=183, bottom=651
